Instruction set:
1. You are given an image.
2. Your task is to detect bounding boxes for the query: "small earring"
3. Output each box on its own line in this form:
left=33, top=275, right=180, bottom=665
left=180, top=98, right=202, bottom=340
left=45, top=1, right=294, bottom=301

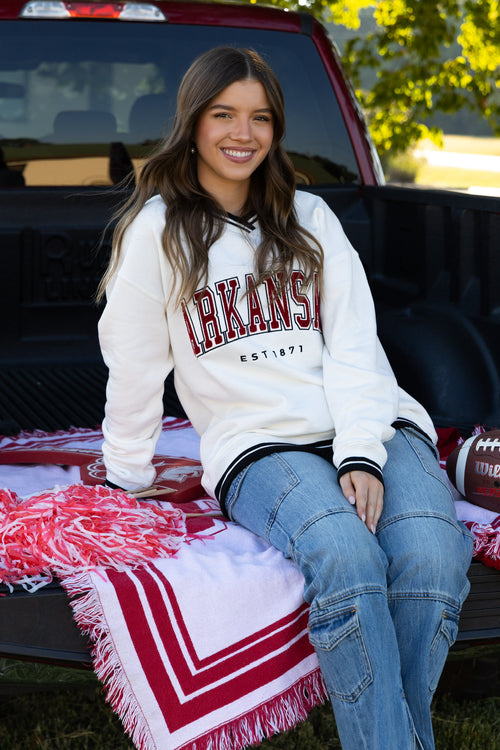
left=190, top=145, right=196, bottom=154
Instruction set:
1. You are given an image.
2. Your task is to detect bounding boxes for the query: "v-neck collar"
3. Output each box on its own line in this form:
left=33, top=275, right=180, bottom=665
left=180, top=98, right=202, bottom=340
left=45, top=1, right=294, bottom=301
left=224, top=211, right=257, bottom=233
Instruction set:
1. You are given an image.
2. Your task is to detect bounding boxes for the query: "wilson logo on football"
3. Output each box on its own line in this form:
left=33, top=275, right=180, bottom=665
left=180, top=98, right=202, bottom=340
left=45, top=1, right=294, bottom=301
left=475, top=461, right=500, bottom=478
left=446, top=429, right=500, bottom=513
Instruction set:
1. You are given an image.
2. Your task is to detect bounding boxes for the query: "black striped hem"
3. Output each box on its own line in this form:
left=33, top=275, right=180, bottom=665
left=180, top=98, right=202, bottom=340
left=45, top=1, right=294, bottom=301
left=392, top=418, right=432, bottom=442
left=216, top=439, right=333, bottom=516
left=214, top=419, right=432, bottom=515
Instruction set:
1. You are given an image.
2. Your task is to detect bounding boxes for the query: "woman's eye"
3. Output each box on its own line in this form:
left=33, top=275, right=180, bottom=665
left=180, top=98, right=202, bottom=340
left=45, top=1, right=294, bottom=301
left=214, top=112, right=231, bottom=119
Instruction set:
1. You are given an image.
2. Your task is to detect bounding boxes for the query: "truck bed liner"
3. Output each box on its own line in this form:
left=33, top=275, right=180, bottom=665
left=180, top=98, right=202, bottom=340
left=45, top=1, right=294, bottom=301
left=0, top=365, right=186, bottom=435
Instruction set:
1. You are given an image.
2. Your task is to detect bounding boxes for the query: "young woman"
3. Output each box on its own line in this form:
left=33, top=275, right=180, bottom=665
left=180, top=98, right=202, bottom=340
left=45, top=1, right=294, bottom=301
left=97, top=46, right=473, bottom=750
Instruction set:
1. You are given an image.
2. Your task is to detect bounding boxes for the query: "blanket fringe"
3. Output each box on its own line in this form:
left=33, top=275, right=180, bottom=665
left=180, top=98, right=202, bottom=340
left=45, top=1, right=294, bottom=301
left=62, top=571, right=328, bottom=750
left=180, top=670, right=328, bottom=750
left=62, top=570, right=157, bottom=750
left=466, top=520, right=500, bottom=571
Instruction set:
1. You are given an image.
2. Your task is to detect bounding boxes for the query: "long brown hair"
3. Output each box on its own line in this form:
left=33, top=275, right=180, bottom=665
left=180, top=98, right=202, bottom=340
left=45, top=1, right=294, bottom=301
left=97, top=46, right=323, bottom=304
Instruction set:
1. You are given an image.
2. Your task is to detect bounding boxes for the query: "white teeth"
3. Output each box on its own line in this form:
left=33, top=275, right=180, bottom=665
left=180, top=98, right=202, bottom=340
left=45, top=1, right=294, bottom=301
left=223, top=149, right=252, bottom=158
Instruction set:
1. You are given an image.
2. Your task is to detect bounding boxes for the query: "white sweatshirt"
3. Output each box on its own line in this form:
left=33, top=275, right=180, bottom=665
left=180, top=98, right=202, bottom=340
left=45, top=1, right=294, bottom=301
left=98, top=190, right=436, bottom=505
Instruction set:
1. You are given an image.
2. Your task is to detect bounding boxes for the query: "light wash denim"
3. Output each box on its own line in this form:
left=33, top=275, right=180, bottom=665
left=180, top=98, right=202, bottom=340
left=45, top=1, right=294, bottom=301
left=225, top=428, right=474, bottom=750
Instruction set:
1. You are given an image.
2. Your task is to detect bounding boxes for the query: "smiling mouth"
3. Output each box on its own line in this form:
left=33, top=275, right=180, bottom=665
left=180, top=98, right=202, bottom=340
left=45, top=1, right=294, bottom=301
left=221, top=148, right=255, bottom=161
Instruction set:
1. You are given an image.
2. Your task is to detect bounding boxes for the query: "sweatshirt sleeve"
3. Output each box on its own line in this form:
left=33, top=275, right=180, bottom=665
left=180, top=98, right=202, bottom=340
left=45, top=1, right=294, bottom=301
left=98, top=203, right=174, bottom=491
left=314, top=200, right=400, bottom=480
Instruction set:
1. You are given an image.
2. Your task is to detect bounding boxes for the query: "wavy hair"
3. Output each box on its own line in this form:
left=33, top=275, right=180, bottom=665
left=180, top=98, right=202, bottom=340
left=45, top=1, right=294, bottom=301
left=97, top=46, right=323, bottom=304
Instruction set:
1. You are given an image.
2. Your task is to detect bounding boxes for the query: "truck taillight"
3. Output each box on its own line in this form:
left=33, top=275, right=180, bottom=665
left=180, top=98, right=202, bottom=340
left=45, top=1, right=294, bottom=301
left=68, top=3, right=123, bottom=18
left=20, top=1, right=166, bottom=20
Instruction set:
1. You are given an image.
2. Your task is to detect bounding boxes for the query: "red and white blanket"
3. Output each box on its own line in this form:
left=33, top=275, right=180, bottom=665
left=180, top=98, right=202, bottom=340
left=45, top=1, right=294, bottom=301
left=1, top=419, right=499, bottom=750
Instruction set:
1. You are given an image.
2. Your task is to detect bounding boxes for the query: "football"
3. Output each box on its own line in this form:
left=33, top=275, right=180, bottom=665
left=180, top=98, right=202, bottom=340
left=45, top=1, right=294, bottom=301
left=446, top=429, right=500, bottom=513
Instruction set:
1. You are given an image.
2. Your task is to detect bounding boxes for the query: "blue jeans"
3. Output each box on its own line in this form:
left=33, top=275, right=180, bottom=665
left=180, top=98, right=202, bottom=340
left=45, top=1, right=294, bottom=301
left=225, top=428, right=473, bottom=750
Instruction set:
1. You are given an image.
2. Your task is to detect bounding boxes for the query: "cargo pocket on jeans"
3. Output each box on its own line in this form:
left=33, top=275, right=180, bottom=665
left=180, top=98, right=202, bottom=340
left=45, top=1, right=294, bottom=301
left=428, top=607, right=460, bottom=696
left=308, top=604, right=373, bottom=702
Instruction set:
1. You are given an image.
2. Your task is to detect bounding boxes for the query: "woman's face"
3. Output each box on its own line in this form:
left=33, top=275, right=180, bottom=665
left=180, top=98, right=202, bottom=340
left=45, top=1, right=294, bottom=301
left=194, top=78, right=274, bottom=214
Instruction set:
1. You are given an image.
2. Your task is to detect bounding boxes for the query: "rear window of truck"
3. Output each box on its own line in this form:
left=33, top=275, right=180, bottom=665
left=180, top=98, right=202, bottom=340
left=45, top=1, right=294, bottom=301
left=0, top=20, right=361, bottom=188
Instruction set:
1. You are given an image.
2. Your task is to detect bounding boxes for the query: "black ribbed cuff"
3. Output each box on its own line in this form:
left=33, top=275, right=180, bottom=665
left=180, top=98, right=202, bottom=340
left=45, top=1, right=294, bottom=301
left=336, top=457, right=384, bottom=487
left=104, top=479, right=125, bottom=491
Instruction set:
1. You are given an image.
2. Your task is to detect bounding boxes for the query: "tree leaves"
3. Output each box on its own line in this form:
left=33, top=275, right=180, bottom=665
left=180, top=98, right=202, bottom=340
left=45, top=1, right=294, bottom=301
left=247, top=0, right=500, bottom=156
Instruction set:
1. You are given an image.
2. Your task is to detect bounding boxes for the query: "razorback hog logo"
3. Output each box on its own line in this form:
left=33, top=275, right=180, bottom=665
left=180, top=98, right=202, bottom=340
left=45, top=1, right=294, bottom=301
left=157, top=463, right=202, bottom=484
left=182, top=271, right=321, bottom=357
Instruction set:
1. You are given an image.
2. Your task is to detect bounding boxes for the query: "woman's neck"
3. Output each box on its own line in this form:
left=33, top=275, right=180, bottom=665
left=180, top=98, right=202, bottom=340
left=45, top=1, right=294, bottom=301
left=201, top=179, right=250, bottom=217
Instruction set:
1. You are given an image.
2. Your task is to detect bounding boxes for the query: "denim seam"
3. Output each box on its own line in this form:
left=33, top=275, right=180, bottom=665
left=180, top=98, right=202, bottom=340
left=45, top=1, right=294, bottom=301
left=387, top=591, right=462, bottom=610
left=264, top=454, right=300, bottom=540
left=309, top=586, right=388, bottom=614
left=400, top=425, right=440, bottom=460
left=377, top=510, right=466, bottom=535
left=264, top=453, right=356, bottom=545
left=308, top=608, right=374, bottom=702
left=288, top=507, right=357, bottom=548
left=429, top=611, right=461, bottom=694
left=308, top=602, right=357, bottom=623
left=224, top=462, right=253, bottom=520
left=400, top=428, right=451, bottom=489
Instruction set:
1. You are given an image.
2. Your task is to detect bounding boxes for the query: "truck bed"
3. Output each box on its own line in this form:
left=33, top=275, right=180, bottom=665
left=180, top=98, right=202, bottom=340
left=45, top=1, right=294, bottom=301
left=1, top=561, right=498, bottom=667
left=1, top=183, right=500, bottom=663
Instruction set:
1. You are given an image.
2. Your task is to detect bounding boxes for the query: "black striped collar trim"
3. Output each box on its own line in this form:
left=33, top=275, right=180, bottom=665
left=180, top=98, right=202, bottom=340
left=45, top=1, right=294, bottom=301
left=224, top=212, right=257, bottom=232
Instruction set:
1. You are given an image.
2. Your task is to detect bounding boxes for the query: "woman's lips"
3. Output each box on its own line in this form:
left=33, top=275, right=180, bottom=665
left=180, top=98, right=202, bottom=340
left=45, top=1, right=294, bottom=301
left=221, top=148, right=255, bottom=163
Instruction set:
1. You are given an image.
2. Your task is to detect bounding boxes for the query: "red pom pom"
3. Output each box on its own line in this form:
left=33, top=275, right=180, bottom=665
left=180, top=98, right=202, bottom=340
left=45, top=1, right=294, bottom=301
left=0, top=484, right=186, bottom=588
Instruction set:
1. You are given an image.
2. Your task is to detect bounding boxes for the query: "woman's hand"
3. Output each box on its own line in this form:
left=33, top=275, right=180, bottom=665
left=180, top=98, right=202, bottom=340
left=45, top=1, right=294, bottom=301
left=339, top=470, right=384, bottom=534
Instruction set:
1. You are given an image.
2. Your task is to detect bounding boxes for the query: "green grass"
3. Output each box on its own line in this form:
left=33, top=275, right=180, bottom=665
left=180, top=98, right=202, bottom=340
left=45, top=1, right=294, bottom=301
left=1, top=657, right=500, bottom=749
left=0, top=685, right=134, bottom=750
left=260, top=695, right=500, bottom=750
left=1, top=685, right=500, bottom=749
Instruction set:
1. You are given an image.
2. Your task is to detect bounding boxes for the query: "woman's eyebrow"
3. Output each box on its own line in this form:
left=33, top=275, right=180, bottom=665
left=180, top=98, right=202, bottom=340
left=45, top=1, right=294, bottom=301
left=207, top=103, right=235, bottom=111
left=208, top=103, right=273, bottom=114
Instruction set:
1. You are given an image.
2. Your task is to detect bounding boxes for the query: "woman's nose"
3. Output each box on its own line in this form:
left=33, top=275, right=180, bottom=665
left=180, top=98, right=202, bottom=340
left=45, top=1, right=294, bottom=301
left=232, top=117, right=252, bottom=140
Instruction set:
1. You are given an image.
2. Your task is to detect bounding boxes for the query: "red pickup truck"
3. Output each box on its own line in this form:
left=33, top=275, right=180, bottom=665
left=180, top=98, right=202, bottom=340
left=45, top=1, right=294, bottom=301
left=0, top=0, right=499, bottom=664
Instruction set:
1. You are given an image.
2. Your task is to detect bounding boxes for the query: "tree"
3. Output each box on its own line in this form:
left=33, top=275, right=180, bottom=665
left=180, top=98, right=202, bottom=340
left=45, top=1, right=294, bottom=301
left=248, top=0, right=500, bottom=156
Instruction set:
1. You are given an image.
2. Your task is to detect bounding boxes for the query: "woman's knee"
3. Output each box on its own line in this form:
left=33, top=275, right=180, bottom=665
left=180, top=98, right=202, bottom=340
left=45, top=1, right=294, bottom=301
left=380, top=514, right=473, bottom=606
left=293, top=511, right=389, bottom=607
left=379, top=429, right=474, bottom=603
